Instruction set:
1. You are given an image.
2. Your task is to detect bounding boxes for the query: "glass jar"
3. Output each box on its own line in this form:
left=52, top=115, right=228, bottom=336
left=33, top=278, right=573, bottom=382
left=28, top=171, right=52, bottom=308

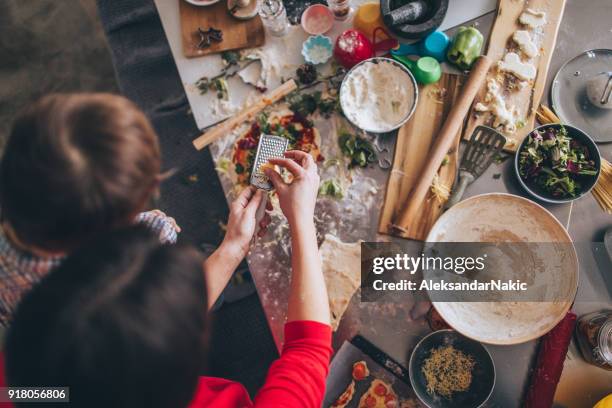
left=328, top=0, right=352, bottom=21
left=258, top=0, right=288, bottom=37
left=576, top=311, right=612, bottom=370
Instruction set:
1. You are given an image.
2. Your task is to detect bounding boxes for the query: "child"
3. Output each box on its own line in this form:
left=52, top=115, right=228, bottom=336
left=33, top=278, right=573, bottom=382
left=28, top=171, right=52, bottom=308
left=0, top=93, right=180, bottom=326
left=3, top=151, right=331, bottom=408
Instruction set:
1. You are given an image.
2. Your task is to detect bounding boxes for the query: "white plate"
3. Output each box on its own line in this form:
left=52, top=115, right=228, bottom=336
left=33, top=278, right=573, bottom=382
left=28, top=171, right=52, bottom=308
left=426, top=193, right=578, bottom=345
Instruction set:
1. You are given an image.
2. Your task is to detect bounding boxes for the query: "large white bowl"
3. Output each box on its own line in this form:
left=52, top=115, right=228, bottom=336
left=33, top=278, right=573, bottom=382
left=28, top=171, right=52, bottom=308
left=425, top=193, right=578, bottom=345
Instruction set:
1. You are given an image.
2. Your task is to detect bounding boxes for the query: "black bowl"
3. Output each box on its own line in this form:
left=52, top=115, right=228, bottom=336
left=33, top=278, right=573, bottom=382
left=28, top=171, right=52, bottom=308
left=514, top=124, right=601, bottom=204
left=409, top=330, right=495, bottom=408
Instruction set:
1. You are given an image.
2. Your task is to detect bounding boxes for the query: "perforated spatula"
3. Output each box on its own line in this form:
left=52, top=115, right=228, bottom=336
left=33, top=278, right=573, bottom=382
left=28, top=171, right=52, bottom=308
left=445, top=126, right=506, bottom=208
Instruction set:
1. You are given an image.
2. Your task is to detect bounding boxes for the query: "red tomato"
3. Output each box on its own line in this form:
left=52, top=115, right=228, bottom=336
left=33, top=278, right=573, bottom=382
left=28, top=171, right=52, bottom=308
left=352, top=363, right=367, bottom=381
left=384, top=393, right=396, bottom=402
left=374, top=383, right=387, bottom=396
left=334, top=29, right=374, bottom=69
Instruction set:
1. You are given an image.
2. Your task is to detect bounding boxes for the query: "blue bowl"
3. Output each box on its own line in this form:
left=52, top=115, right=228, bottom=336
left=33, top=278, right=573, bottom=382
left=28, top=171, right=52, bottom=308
left=301, top=35, right=333, bottom=65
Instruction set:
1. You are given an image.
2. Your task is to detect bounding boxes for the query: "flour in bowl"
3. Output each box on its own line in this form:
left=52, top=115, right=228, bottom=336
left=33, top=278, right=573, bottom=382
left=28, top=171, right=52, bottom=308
left=340, top=59, right=416, bottom=133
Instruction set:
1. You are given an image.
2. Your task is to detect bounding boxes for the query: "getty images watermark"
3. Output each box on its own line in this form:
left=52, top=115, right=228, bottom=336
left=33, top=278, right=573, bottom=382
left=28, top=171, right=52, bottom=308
left=360, top=242, right=582, bottom=303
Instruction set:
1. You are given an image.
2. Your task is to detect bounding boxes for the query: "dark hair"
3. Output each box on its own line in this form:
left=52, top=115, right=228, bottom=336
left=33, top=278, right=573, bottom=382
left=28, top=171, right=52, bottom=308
left=0, top=93, right=161, bottom=251
left=5, top=227, right=208, bottom=408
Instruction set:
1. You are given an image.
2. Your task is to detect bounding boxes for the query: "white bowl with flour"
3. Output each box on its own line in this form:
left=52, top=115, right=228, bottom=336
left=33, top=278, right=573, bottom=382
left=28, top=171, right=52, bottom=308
left=340, top=57, right=418, bottom=133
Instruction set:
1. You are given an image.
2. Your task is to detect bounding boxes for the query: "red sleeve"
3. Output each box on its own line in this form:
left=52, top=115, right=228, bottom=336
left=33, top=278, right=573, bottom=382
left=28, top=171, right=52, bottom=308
left=253, top=321, right=332, bottom=408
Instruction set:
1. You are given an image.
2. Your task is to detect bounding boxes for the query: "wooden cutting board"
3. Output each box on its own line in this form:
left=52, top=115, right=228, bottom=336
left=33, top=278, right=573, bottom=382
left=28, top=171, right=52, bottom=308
left=179, top=0, right=266, bottom=58
left=379, top=73, right=466, bottom=241
left=463, top=0, right=567, bottom=151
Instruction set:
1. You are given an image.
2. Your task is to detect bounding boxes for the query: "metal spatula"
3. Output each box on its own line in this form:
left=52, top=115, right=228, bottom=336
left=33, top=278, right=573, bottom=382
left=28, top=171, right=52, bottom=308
left=445, top=126, right=506, bottom=208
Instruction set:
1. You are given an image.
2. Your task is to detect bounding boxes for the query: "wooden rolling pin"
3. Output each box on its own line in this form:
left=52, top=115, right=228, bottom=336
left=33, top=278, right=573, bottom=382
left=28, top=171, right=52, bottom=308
left=393, top=56, right=492, bottom=235
left=192, top=79, right=298, bottom=151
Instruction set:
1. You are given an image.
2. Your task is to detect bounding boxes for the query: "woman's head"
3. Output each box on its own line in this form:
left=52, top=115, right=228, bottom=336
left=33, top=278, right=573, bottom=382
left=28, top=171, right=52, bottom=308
left=6, top=226, right=208, bottom=408
left=0, top=93, right=161, bottom=252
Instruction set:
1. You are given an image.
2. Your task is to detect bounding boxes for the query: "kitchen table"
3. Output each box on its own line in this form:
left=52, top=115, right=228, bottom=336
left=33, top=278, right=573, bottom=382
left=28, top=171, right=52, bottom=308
left=155, top=0, right=612, bottom=406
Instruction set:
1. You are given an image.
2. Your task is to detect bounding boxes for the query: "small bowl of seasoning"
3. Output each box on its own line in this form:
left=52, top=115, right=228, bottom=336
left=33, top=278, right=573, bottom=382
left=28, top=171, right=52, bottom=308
left=301, top=4, right=334, bottom=35
left=302, top=35, right=334, bottom=65
left=409, top=330, right=495, bottom=408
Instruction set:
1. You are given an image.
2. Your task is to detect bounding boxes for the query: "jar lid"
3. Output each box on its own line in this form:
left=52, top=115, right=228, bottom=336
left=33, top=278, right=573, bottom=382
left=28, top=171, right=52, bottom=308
left=598, top=318, right=612, bottom=364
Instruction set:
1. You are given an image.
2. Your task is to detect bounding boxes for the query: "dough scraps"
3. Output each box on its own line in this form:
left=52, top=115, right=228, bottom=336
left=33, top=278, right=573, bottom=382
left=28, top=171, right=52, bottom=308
left=320, top=234, right=362, bottom=331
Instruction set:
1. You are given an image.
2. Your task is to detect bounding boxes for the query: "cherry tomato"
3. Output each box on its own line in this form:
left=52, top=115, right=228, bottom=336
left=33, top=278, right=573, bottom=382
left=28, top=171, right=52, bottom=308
left=384, top=393, right=396, bottom=402
left=352, top=362, right=367, bottom=381
left=365, top=395, right=377, bottom=408
left=374, top=383, right=388, bottom=396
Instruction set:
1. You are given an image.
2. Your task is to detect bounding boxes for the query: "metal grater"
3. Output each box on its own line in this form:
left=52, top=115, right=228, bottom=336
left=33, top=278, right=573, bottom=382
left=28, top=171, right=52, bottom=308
left=250, top=134, right=289, bottom=190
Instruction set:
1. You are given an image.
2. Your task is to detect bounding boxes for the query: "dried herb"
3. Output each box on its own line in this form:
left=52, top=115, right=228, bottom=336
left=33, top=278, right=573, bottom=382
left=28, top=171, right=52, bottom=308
left=422, top=345, right=475, bottom=399
left=221, top=51, right=240, bottom=67
left=338, top=131, right=377, bottom=169
left=195, top=56, right=260, bottom=98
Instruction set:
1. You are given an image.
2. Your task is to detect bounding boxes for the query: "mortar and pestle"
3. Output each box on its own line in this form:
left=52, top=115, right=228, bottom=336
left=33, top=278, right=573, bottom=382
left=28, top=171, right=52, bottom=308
left=381, top=0, right=449, bottom=40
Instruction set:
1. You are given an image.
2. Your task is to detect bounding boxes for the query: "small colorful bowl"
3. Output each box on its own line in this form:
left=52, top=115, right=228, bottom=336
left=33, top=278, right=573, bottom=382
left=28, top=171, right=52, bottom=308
left=302, top=35, right=334, bottom=65
left=301, top=4, right=334, bottom=35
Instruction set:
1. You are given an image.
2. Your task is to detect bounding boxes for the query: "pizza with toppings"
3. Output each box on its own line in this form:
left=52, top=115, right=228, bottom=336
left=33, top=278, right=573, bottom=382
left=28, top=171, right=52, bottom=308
left=231, top=110, right=324, bottom=186
left=358, top=379, right=398, bottom=408
left=331, top=380, right=356, bottom=408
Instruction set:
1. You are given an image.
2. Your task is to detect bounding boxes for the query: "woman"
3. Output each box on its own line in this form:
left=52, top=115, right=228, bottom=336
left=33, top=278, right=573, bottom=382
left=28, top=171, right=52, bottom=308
left=3, top=151, right=332, bottom=408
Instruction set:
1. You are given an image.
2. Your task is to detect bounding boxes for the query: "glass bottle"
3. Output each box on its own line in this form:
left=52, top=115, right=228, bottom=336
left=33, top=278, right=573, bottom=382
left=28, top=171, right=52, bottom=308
left=258, top=0, right=289, bottom=37
left=576, top=311, right=612, bottom=370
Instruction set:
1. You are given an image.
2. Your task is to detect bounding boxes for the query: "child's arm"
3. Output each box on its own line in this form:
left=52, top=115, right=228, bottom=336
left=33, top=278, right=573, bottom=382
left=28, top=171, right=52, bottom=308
left=202, top=186, right=265, bottom=310
left=135, top=210, right=181, bottom=244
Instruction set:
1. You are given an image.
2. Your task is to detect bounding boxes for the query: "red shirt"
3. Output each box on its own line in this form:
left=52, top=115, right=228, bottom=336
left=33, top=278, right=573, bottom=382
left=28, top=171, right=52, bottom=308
left=0, top=320, right=332, bottom=408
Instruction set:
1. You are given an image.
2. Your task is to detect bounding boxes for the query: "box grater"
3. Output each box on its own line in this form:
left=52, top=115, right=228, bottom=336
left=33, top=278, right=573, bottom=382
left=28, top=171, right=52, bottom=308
left=250, top=134, right=289, bottom=190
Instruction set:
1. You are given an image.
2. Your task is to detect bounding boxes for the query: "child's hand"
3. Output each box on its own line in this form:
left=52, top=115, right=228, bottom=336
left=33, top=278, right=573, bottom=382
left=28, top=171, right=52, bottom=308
left=265, top=150, right=320, bottom=227
left=222, top=186, right=266, bottom=260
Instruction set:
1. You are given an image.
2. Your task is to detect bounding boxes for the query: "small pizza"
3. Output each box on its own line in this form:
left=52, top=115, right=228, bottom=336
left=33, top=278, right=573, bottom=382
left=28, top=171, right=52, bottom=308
left=231, top=111, right=324, bottom=186
left=332, top=380, right=356, bottom=408
left=352, top=361, right=370, bottom=381
left=358, top=379, right=398, bottom=408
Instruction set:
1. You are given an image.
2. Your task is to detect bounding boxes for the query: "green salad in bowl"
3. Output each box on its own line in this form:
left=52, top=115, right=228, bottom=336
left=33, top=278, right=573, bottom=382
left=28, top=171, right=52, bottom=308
left=516, top=124, right=601, bottom=203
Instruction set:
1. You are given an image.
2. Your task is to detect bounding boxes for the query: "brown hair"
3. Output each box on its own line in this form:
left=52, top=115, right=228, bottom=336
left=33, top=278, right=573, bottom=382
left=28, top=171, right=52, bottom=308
left=0, top=93, right=161, bottom=252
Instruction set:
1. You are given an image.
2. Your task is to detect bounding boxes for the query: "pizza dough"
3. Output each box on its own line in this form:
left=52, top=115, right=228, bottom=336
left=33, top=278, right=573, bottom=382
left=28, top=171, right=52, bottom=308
left=231, top=109, right=323, bottom=186
left=332, top=380, right=356, bottom=408
left=320, top=234, right=362, bottom=331
left=358, top=379, right=398, bottom=408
